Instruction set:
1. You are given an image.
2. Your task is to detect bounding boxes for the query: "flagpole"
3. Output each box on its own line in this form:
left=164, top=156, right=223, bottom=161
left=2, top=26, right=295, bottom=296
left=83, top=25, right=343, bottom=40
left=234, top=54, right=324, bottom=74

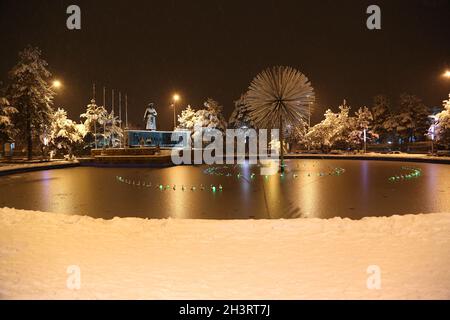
left=125, top=94, right=128, bottom=129
left=112, top=89, right=115, bottom=115
left=93, top=83, right=97, bottom=149
left=125, top=94, right=129, bottom=149
left=111, top=89, right=115, bottom=147
left=103, top=86, right=106, bottom=148
left=119, top=92, right=122, bottom=148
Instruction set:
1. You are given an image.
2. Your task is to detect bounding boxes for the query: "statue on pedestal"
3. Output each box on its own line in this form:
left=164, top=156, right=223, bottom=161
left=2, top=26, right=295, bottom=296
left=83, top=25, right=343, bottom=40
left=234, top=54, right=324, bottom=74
left=144, top=103, right=157, bottom=131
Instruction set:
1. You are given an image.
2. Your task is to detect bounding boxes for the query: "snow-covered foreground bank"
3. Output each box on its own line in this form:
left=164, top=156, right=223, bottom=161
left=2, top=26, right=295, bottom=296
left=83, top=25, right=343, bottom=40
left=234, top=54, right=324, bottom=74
left=0, top=207, right=449, bottom=300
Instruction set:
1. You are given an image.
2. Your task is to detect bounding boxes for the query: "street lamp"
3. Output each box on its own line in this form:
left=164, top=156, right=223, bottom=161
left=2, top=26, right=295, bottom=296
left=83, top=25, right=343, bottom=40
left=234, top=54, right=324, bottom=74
left=307, top=100, right=313, bottom=151
left=443, top=70, right=450, bottom=78
left=172, top=94, right=180, bottom=130
left=363, top=128, right=367, bottom=153
left=52, top=80, right=62, bottom=89
left=428, top=115, right=437, bottom=155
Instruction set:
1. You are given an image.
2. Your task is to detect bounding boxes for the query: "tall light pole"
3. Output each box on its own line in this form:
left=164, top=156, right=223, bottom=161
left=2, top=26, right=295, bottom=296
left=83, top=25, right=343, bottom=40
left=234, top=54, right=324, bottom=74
left=172, top=94, right=180, bottom=130
left=363, top=128, right=367, bottom=153
left=308, top=101, right=312, bottom=151
left=428, top=115, right=437, bottom=155
left=125, top=94, right=128, bottom=129
left=46, top=79, right=63, bottom=153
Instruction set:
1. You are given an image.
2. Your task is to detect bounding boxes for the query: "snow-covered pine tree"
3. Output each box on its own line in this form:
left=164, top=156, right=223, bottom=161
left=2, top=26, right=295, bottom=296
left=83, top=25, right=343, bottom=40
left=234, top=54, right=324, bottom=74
left=286, top=118, right=309, bottom=149
left=348, top=106, right=375, bottom=150
left=49, top=108, right=84, bottom=158
left=177, top=105, right=197, bottom=131
left=105, top=110, right=123, bottom=147
left=228, top=94, right=255, bottom=129
left=371, top=95, right=391, bottom=142
left=80, top=99, right=108, bottom=148
left=398, top=93, right=430, bottom=142
left=7, top=46, right=55, bottom=159
left=0, top=96, right=18, bottom=144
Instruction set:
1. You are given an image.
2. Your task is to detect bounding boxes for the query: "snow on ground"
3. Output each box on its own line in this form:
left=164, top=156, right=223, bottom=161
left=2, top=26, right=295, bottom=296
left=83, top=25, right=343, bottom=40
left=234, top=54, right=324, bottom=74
left=0, top=207, right=449, bottom=300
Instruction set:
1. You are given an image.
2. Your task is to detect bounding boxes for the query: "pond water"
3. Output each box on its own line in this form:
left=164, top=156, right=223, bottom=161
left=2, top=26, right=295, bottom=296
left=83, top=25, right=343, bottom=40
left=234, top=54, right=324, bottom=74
left=0, top=159, right=449, bottom=219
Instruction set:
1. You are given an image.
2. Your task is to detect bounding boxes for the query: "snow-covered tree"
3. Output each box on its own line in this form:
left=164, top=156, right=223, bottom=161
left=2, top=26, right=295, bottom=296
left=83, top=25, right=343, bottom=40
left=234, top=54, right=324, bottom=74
left=348, top=106, right=376, bottom=149
left=391, top=112, right=414, bottom=143
left=306, top=111, right=335, bottom=151
left=177, top=105, right=197, bottom=131
left=397, top=93, right=430, bottom=142
left=0, top=96, right=18, bottom=144
left=80, top=99, right=108, bottom=148
left=7, top=46, right=55, bottom=159
left=370, top=95, right=391, bottom=142
left=378, top=94, right=429, bottom=145
left=49, top=108, right=84, bottom=158
left=305, top=101, right=378, bottom=152
left=307, top=103, right=349, bottom=152
left=194, top=98, right=227, bottom=131
left=434, top=94, right=450, bottom=146
left=104, top=110, right=123, bottom=147
left=228, top=94, right=255, bottom=129
left=286, top=118, right=309, bottom=148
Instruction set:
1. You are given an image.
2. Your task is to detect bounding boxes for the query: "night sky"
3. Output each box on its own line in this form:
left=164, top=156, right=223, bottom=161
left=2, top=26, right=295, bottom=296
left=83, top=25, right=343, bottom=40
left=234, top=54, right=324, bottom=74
left=1, top=0, right=449, bottom=130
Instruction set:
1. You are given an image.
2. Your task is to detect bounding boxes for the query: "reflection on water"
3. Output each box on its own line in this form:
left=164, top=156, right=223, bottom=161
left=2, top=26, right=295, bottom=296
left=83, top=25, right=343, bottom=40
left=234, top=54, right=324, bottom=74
left=0, top=160, right=449, bottom=220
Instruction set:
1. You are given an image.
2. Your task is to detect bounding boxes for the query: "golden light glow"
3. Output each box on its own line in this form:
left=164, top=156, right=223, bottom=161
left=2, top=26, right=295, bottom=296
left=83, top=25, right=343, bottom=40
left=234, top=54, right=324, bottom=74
left=173, top=94, right=180, bottom=102
left=443, top=70, right=450, bottom=78
left=52, top=80, right=62, bottom=88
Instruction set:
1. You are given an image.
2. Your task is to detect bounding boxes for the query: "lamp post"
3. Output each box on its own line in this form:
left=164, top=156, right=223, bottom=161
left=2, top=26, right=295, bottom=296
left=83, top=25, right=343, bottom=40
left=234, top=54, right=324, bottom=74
left=363, top=128, right=367, bottom=153
left=307, top=101, right=312, bottom=151
left=52, top=80, right=62, bottom=89
left=443, top=70, right=450, bottom=79
left=428, top=115, right=437, bottom=155
left=92, top=106, right=98, bottom=150
left=172, top=94, right=180, bottom=130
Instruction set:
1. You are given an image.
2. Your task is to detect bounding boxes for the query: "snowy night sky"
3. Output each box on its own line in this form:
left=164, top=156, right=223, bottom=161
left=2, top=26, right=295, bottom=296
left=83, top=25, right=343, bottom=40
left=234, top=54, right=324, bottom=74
left=0, top=0, right=449, bottom=130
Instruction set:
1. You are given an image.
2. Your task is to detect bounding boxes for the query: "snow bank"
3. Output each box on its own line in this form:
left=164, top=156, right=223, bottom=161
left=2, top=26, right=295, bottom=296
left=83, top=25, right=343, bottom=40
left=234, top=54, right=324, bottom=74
left=0, top=207, right=449, bottom=300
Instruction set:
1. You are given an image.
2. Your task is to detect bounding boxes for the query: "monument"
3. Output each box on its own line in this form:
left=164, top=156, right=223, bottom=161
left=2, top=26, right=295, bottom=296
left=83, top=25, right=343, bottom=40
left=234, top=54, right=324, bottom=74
left=143, top=103, right=158, bottom=131
left=125, top=102, right=189, bottom=149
